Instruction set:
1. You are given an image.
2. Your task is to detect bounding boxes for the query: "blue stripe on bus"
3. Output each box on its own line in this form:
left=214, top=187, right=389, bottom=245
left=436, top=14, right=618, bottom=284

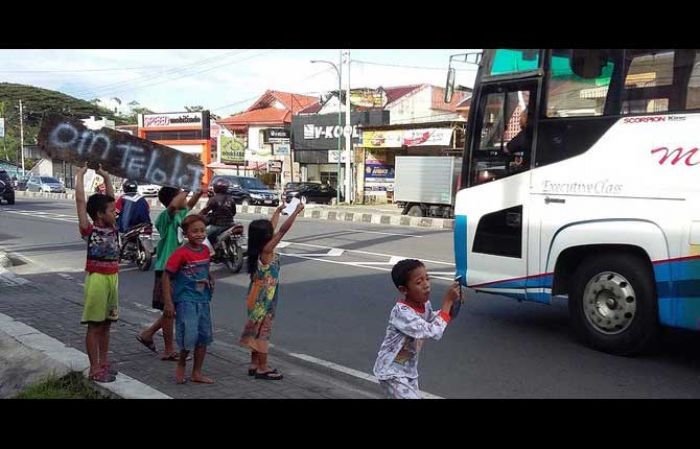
left=461, top=252, right=700, bottom=330
left=653, top=257, right=700, bottom=329
left=453, top=215, right=468, bottom=286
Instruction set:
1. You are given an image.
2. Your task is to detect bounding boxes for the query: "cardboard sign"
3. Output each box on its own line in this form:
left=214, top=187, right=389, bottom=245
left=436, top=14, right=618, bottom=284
left=38, top=114, right=204, bottom=191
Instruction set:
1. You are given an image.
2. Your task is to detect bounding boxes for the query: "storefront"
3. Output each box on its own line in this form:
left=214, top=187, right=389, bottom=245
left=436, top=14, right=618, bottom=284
left=138, top=111, right=213, bottom=184
left=291, top=110, right=389, bottom=190
left=356, top=122, right=465, bottom=203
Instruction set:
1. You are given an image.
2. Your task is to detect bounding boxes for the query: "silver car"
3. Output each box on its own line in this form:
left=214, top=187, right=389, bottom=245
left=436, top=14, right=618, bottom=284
left=137, top=184, right=160, bottom=197
left=26, top=176, right=66, bottom=193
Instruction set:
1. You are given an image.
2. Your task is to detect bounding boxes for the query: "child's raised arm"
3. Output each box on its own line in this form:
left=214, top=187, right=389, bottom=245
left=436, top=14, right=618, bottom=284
left=75, top=165, right=90, bottom=231
left=186, top=183, right=207, bottom=210
left=263, top=202, right=304, bottom=254
left=271, top=203, right=284, bottom=230
left=95, top=164, right=114, bottom=198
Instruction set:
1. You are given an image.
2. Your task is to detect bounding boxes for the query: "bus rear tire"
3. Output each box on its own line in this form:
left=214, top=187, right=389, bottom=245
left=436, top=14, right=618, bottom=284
left=568, top=252, right=659, bottom=356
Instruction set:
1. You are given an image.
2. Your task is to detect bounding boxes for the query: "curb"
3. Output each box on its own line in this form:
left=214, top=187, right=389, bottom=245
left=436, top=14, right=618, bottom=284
left=0, top=312, right=171, bottom=399
left=14, top=190, right=455, bottom=230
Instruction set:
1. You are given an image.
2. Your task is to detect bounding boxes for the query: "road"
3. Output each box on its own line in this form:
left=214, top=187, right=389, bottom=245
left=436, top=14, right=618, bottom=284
left=2, top=197, right=700, bottom=398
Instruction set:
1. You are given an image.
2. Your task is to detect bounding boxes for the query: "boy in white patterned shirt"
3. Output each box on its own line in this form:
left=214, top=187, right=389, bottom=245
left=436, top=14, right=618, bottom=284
left=373, top=259, right=461, bottom=399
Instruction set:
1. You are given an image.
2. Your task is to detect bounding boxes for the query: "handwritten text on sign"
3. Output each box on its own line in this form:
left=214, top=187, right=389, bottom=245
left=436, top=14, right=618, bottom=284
left=39, top=114, right=204, bottom=190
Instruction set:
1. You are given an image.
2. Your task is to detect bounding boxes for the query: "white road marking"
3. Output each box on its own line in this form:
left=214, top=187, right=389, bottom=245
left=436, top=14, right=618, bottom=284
left=288, top=352, right=443, bottom=399
left=347, top=229, right=425, bottom=238
left=284, top=241, right=454, bottom=266
left=278, top=252, right=455, bottom=281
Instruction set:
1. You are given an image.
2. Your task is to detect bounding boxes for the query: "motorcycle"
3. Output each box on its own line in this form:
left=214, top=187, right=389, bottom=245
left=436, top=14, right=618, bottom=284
left=119, top=223, right=155, bottom=271
left=207, top=222, right=246, bottom=274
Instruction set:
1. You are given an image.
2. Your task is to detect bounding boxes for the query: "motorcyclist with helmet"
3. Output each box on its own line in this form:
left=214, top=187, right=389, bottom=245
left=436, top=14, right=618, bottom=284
left=200, top=178, right=237, bottom=245
left=116, top=180, right=152, bottom=233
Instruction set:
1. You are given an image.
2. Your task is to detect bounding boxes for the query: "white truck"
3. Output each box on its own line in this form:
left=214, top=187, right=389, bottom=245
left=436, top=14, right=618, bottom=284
left=393, top=156, right=461, bottom=218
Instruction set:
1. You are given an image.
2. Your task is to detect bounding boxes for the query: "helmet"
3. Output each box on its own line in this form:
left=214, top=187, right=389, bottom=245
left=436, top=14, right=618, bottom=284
left=213, top=178, right=230, bottom=194
left=123, top=180, right=138, bottom=193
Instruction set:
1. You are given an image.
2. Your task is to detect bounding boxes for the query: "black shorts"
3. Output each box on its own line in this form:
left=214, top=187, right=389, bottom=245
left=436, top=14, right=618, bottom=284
left=152, top=270, right=167, bottom=310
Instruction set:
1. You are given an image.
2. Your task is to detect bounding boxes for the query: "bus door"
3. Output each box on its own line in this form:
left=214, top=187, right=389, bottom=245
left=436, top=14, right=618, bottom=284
left=466, top=77, right=540, bottom=301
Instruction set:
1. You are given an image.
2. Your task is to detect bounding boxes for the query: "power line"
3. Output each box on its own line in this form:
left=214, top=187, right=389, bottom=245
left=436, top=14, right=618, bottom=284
left=104, top=50, right=277, bottom=99
left=353, top=59, right=478, bottom=72
left=0, top=65, right=163, bottom=73
left=210, top=66, right=334, bottom=113
left=68, top=50, right=250, bottom=99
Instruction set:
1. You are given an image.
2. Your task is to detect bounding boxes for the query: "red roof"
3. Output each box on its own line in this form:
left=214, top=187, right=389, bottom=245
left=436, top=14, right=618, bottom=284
left=383, top=84, right=424, bottom=105
left=246, top=90, right=317, bottom=113
left=218, top=107, right=290, bottom=126
left=298, top=101, right=322, bottom=114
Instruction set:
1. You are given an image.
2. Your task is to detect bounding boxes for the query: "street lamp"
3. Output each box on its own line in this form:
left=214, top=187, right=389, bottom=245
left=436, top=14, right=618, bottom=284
left=311, top=56, right=343, bottom=204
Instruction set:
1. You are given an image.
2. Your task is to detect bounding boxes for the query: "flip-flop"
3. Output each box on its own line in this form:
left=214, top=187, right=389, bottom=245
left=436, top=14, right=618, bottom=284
left=255, top=370, right=283, bottom=380
left=90, top=368, right=117, bottom=383
left=136, top=335, right=157, bottom=353
left=249, top=368, right=276, bottom=376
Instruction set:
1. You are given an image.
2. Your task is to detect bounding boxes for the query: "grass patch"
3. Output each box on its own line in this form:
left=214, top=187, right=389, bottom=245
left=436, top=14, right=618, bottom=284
left=15, top=372, right=111, bottom=399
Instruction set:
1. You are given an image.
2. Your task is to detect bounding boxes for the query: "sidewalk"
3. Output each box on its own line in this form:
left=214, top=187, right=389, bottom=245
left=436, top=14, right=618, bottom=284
left=14, top=190, right=454, bottom=230
left=0, top=262, right=383, bottom=399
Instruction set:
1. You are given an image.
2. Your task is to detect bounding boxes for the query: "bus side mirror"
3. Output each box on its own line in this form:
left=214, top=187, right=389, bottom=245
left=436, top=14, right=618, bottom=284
left=445, top=68, right=456, bottom=103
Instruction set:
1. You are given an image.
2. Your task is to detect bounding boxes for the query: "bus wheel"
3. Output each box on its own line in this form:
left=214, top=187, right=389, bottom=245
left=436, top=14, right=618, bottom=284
left=568, top=253, right=658, bottom=356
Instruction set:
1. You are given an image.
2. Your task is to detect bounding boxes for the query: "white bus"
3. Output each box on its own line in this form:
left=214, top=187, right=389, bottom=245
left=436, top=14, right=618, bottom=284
left=450, top=49, right=700, bottom=355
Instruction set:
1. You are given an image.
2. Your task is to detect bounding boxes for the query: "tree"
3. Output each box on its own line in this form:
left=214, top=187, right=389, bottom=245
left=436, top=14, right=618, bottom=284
left=184, top=105, right=204, bottom=112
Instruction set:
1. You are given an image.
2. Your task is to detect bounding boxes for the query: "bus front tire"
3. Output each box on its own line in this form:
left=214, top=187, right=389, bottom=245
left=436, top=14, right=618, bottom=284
left=568, top=253, right=659, bottom=356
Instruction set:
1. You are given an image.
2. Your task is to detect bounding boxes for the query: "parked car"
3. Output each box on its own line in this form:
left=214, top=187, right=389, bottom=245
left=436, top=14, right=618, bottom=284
left=137, top=184, right=160, bottom=197
left=0, top=170, right=15, bottom=204
left=283, top=182, right=341, bottom=204
left=26, top=175, right=66, bottom=194
left=208, top=175, right=279, bottom=206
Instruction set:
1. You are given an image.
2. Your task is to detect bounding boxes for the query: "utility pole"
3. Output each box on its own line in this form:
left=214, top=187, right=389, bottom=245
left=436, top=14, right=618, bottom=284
left=1, top=101, right=7, bottom=162
left=19, top=99, right=25, bottom=177
left=311, top=55, right=343, bottom=205
left=343, top=49, right=352, bottom=204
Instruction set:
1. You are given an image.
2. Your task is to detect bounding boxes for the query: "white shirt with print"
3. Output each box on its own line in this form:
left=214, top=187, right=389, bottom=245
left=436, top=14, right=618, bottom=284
left=373, top=300, right=450, bottom=380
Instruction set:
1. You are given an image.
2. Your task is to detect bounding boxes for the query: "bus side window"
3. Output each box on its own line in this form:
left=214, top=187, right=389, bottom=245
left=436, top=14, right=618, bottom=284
left=622, top=50, right=674, bottom=114
left=685, top=51, right=700, bottom=110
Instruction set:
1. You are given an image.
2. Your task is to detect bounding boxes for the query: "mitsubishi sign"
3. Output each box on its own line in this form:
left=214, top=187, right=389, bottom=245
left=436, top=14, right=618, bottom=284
left=140, top=112, right=204, bottom=128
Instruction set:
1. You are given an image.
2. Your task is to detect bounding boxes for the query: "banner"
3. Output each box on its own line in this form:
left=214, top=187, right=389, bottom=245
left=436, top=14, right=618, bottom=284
left=220, top=135, right=245, bottom=164
left=361, top=128, right=453, bottom=148
left=0, top=118, right=4, bottom=138
left=349, top=88, right=388, bottom=108
left=38, top=114, right=204, bottom=191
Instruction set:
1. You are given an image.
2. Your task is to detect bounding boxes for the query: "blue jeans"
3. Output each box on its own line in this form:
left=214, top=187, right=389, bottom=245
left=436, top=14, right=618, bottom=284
left=175, top=301, right=213, bottom=351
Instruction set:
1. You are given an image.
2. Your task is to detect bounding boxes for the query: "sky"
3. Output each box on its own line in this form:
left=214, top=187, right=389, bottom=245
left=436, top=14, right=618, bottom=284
left=0, top=49, right=480, bottom=117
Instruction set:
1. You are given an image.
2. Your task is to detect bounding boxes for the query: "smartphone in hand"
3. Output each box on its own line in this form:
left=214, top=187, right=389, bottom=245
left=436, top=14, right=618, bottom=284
left=450, top=275, right=464, bottom=318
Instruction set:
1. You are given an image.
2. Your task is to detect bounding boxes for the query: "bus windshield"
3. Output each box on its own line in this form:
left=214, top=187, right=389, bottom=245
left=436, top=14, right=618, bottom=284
left=486, top=49, right=540, bottom=76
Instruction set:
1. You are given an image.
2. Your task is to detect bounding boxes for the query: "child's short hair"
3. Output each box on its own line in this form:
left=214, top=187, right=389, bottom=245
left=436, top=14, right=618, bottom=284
left=391, top=259, right=425, bottom=289
left=158, top=186, right=180, bottom=207
left=181, top=214, right=206, bottom=233
left=86, top=193, right=115, bottom=221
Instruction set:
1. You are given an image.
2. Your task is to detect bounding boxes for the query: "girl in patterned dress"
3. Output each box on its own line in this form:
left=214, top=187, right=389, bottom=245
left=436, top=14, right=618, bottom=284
left=239, top=200, right=304, bottom=380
